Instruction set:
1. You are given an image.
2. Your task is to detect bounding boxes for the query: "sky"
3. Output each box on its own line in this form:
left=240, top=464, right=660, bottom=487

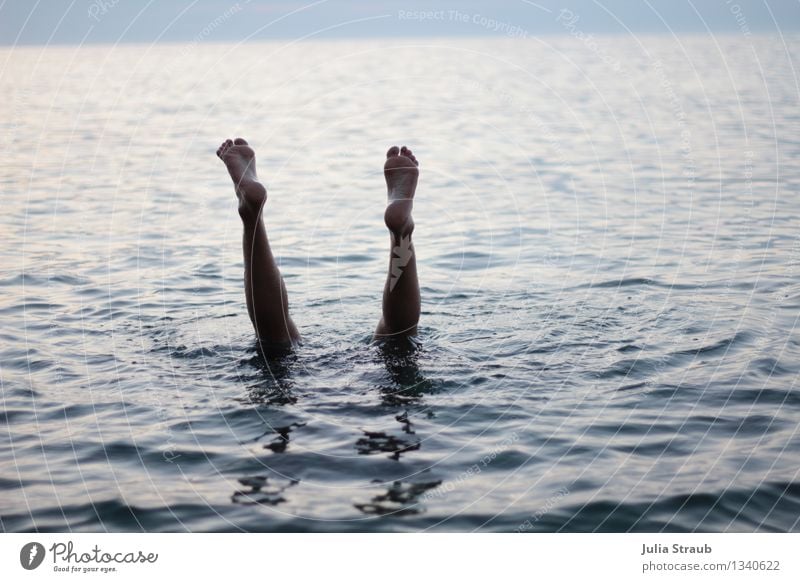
left=0, top=0, right=799, bottom=45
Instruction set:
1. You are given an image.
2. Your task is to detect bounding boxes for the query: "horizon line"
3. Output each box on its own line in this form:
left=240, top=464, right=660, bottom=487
left=1, top=29, right=797, bottom=48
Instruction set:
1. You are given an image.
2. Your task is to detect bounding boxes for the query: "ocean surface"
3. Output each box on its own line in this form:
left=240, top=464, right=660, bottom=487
left=2, top=35, right=800, bottom=532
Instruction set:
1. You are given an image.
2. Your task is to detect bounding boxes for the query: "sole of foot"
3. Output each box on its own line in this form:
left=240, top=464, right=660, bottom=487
left=216, top=137, right=267, bottom=219
left=384, top=145, right=419, bottom=236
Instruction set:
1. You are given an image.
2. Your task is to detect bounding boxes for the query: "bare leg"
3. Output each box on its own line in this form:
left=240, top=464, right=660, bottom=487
left=217, top=138, right=300, bottom=344
left=375, top=146, right=421, bottom=339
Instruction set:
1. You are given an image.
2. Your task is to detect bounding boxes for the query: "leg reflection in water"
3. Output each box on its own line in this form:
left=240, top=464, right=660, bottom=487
left=375, top=337, right=434, bottom=407
left=238, top=343, right=298, bottom=406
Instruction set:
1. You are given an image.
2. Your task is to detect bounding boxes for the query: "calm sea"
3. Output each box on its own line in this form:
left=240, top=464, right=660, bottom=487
left=1, top=35, right=799, bottom=532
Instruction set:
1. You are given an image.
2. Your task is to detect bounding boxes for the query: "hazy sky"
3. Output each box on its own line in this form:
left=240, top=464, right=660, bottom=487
left=1, top=0, right=798, bottom=45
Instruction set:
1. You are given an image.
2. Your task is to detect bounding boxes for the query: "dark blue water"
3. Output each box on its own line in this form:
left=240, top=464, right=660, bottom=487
left=2, top=36, right=800, bottom=532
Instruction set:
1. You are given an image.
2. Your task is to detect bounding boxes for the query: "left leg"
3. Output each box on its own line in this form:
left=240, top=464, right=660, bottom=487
left=217, top=138, right=300, bottom=345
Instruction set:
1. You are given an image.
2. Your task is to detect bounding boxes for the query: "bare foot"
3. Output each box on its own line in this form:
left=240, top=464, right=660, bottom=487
left=216, top=137, right=266, bottom=219
left=384, top=145, right=419, bottom=236
left=376, top=146, right=421, bottom=339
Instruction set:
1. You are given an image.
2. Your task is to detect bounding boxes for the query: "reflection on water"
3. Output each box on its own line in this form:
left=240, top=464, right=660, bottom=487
left=355, top=430, right=421, bottom=460
left=237, top=345, right=298, bottom=406
left=232, top=475, right=299, bottom=507
left=375, top=337, right=436, bottom=405
left=263, top=423, right=306, bottom=454
left=355, top=480, right=443, bottom=517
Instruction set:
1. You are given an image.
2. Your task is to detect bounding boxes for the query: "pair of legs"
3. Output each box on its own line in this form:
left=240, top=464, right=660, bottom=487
left=216, top=138, right=420, bottom=345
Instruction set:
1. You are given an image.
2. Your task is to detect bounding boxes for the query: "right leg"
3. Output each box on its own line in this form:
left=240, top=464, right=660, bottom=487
left=217, top=138, right=300, bottom=344
left=375, top=146, right=421, bottom=339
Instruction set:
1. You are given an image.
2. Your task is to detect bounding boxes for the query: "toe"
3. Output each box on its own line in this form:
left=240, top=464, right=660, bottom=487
left=386, top=146, right=399, bottom=158
left=234, top=137, right=248, bottom=145
left=400, top=146, right=418, bottom=165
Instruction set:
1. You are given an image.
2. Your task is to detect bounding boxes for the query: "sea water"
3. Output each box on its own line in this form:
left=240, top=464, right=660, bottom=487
left=1, top=35, right=799, bottom=531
